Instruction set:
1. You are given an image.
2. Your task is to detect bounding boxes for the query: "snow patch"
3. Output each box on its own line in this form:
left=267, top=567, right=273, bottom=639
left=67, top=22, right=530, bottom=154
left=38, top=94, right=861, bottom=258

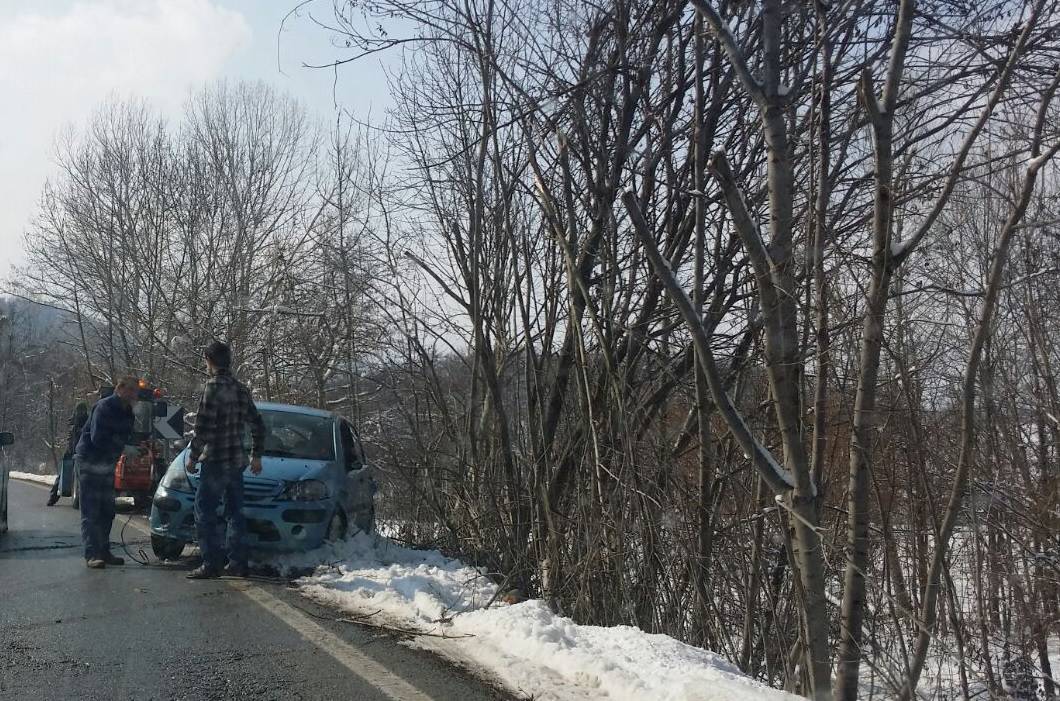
left=1028, top=152, right=1054, bottom=172
left=890, top=238, right=912, bottom=258
left=733, top=412, right=797, bottom=490
left=10, top=470, right=55, bottom=486
left=275, top=534, right=798, bottom=701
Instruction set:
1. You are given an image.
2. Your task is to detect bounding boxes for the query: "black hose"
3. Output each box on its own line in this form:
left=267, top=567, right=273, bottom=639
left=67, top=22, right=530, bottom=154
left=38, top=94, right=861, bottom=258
left=116, top=509, right=293, bottom=584
left=118, top=511, right=152, bottom=565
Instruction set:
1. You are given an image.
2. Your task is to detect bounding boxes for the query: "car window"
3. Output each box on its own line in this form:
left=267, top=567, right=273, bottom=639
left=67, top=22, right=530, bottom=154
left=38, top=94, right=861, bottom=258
left=253, top=411, right=336, bottom=461
left=339, top=421, right=364, bottom=471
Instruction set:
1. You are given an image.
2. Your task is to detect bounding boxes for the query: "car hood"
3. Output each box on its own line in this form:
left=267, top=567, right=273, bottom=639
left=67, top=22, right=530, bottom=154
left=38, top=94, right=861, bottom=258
left=180, top=454, right=334, bottom=488
left=256, top=456, right=334, bottom=482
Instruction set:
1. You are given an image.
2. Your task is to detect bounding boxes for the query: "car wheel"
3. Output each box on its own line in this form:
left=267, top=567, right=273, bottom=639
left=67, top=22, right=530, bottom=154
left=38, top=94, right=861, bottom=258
left=151, top=534, right=185, bottom=561
left=325, top=509, right=348, bottom=543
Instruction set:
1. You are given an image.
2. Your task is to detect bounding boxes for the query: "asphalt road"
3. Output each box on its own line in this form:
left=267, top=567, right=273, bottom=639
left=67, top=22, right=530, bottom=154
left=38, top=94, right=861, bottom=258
left=0, top=478, right=511, bottom=701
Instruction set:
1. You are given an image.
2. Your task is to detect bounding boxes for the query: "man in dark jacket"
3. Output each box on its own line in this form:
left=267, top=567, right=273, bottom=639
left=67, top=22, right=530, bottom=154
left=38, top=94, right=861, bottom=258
left=74, top=378, right=137, bottom=569
left=185, top=341, right=265, bottom=579
left=47, top=401, right=90, bottom=506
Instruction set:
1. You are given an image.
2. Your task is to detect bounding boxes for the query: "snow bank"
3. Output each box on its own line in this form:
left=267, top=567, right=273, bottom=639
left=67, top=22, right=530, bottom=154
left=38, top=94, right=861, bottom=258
left=10, top=471, right=55, bottom=486
left=273, top=534, right=798, bottom=701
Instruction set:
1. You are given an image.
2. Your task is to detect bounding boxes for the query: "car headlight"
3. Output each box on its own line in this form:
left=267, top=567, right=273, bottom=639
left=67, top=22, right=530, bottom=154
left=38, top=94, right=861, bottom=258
left=283, top=479, right=329, bottom=501
left=161, top=464, right=192, bottom=493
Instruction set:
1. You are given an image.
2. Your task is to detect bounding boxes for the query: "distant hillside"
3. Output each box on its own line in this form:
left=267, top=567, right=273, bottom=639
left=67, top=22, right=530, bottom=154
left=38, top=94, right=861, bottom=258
left=0, top=296, right=78, bottom=336
left=0, top=295, right=86, bottom=472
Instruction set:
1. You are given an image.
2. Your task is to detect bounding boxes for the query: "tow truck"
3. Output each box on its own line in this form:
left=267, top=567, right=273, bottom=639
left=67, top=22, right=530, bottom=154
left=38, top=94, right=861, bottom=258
left=67, top=380, right=183, bottom=510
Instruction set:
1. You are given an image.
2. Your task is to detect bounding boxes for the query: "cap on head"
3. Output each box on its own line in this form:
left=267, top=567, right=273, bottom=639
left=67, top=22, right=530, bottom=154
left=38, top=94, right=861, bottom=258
left=204, top=340, right=232, bottom=369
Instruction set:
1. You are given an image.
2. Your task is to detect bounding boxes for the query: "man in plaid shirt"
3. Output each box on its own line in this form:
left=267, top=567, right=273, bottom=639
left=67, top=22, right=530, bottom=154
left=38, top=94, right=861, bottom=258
left=185, top=340, right=266, bottom=579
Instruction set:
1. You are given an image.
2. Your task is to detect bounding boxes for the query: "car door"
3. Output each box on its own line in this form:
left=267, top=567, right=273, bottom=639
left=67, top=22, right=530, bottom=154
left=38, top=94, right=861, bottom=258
left=339, top=420, right=374, bottom=533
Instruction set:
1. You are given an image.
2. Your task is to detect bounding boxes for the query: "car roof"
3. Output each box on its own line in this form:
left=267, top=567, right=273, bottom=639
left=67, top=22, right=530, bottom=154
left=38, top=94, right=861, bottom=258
left=255, top=402, right=338, bottom=420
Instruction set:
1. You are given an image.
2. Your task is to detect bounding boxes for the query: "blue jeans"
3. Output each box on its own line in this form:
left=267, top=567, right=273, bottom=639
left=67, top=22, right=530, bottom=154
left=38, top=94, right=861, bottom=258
left=194, top=463, right=247, bottom=571
left=78, top=471, right=115, bottom=560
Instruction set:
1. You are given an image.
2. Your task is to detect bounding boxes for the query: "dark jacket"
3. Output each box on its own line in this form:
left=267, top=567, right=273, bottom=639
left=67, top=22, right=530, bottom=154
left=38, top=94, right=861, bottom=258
left=75, top=394, right=134, bottom=467
left=65, top=403, right=90, bottom=457
left=188, top=368, right=265, bottom=468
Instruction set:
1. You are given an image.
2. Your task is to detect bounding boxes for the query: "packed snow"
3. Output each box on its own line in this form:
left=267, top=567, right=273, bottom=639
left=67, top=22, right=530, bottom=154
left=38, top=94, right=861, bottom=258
left=270, top=533, right=799, bottom=701
left=10, top=470, right=55, bottom=486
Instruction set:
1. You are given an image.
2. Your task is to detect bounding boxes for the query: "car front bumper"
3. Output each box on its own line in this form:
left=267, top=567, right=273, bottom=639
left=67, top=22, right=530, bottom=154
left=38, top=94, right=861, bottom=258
left=149, top=486, right=335, bottom=552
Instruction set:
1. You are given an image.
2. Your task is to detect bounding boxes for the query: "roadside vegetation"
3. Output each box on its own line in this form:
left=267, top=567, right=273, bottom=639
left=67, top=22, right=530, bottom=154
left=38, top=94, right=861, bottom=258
left=5, top=1, right=1060, bottom=697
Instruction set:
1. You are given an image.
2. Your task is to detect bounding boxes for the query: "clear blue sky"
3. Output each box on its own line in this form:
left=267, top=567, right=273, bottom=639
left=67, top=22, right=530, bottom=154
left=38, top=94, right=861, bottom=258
left=0, top=0, right=397, bottom=278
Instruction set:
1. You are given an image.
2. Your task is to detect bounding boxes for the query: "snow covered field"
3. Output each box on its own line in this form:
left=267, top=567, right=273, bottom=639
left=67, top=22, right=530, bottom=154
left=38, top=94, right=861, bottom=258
left=271, top=533, right=799, bottom=701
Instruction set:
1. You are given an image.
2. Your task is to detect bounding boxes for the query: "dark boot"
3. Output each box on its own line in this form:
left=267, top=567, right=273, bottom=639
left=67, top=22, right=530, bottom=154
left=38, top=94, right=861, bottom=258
left=101, top=553, right=124, bottom=566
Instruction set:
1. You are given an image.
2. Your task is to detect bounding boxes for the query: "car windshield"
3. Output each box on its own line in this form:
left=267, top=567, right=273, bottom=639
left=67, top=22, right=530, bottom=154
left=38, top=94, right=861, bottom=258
left=256, top=410, right=335, bottom=461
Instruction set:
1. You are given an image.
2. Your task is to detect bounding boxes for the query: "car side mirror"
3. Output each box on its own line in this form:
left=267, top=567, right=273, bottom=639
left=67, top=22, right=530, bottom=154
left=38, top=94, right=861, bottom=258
left=153, top=401, right=168, bottom=418
left=0, top=432, right=13, bottom=447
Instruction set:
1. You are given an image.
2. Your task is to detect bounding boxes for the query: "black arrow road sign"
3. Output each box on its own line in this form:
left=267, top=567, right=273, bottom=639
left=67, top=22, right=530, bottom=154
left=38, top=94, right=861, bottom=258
left=154, top=405, right=185, bottom=441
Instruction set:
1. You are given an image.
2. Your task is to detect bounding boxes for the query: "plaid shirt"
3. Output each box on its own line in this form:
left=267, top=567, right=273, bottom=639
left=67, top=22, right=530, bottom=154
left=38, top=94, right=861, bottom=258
left=188, top=369, right=265, bottom=467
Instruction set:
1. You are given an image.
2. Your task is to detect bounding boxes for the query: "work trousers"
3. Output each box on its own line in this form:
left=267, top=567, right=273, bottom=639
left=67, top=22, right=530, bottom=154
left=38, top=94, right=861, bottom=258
left=194, top=462, right=247, bottom=572
left=76, top=466, right=116, bottom=561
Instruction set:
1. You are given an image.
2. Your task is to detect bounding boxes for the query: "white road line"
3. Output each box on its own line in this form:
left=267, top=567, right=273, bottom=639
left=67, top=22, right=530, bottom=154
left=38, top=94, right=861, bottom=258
left=236, top=584, right=436, bottom=701
left=119, top=512, right=435, bottom=701
left=9, top=482, right=436, bottom=700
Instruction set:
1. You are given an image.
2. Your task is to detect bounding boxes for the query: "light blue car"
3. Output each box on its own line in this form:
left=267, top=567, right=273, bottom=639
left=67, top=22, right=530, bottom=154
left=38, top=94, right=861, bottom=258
left=148, top=402, right=375, bottom=560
